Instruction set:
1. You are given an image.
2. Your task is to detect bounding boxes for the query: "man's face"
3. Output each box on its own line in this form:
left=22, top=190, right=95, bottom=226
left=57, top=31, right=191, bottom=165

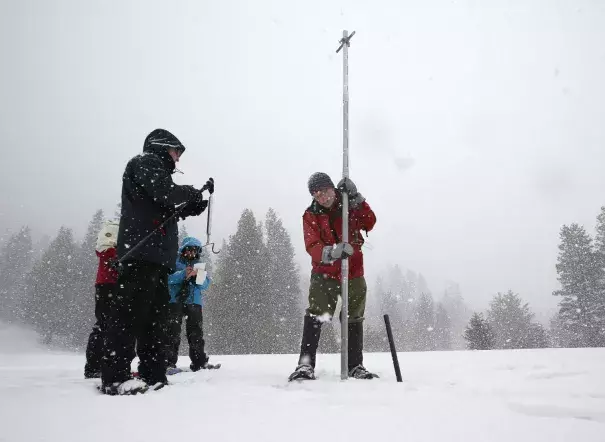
left=313, top=187, right=336, bottom=208
left=168, top=148, right=182, bottom=163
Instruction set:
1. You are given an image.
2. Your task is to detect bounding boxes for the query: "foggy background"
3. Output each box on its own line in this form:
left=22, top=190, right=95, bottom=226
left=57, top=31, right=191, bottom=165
left=1, top=0, right=604, bottom=320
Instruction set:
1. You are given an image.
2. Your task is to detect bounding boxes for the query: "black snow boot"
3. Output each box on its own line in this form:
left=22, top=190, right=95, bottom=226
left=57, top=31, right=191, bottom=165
left=99, top=379, right=149, bottom=396
left=288, top=315, right=322, bottom=381
left=348, top=321, right=378, bottom=379
left=288, top=364, right=316, bottom=381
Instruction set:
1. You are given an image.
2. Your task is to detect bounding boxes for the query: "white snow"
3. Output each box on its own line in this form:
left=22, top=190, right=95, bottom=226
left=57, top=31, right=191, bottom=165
left=0, top=325, right=604, bottom=441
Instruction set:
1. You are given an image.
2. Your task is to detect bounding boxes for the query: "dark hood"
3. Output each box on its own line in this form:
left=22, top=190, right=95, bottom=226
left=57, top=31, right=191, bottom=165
left=143, top=128, right=186, bottom=174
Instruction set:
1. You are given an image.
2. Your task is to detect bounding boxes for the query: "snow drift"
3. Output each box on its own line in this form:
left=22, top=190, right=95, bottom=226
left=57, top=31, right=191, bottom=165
left=0, top=339, right=603, bottom=442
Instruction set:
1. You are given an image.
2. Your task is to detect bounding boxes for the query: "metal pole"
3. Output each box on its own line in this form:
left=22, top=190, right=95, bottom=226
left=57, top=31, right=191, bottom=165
left=205, top=192, right=220, bottom=254
left=206, top=193, right=214, bottom=245
left=336, top=29, right=355, bottom=380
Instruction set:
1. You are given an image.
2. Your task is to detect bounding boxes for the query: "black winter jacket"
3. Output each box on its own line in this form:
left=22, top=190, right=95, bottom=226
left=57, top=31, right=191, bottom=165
left=116, top=144, right=197, bottom=272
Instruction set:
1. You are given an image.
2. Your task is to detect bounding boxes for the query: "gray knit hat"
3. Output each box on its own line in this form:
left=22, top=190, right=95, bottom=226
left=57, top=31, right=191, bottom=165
left=308, top=172, right=335, bottom=194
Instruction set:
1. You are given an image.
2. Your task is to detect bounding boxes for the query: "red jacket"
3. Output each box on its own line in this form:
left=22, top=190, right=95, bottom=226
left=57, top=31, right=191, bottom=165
left=303, top=193, right=376, bottom=281
left=96, top=248, right=118, bottom=285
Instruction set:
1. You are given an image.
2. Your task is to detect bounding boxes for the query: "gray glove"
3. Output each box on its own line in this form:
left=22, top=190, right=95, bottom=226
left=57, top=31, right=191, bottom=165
left=321, top=243, right=354, bottom=264
left=337, top=177, right=365, bottom=208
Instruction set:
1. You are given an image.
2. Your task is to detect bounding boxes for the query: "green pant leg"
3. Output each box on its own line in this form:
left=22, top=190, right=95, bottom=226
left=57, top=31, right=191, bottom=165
left=347, top=276, right=367, bottom=323
left=306, top=273, right=340, bottom=320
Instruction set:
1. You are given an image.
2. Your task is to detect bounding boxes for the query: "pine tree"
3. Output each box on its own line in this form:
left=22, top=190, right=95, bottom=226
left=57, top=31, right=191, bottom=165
left=203, top=239, right=228, bottom=354
left=487, top=290, right=535, bottom=349
left=205, top=210, right=269, bottom=354
left=406, top=270, right=418, bottom=297
left=596, top=206, right=605, bottom=257
left=363, top=311, right=388, bottom=352
left=526, top=322, right=549, bottom=348
left=373, top=266, right=414, bottom=350
left=178, top=224, right=189, bottom=246
left=264, top=208, right=302, bottom=354
left=0, top=226, right=33, bottom=322
left=411, top=293, right=436, bottom=351
left=595, top=207, right=605, bottom=337
left=32, top=234, right=50, bottom=261
left=553, top=223, right=605, bottom=347
left=463, top=312, right=495, bottom=350
left=71, top=210, right=105, bottom=348
left=417, top=273, right=430, bottom=297
left=24, top=227, right=78, bottom=345
left=434, top=302, right=453, bottom=350
left=364, top=276, right=391, bottom=352
left=114, top=202, right=122, bottom=219
left=549, top=312, right=573, bottom=348
left=440, top=284, right=471, bottom=350
left=377, top=277, right=401, bottom=349
left=389, top=265, right=413, bottom=349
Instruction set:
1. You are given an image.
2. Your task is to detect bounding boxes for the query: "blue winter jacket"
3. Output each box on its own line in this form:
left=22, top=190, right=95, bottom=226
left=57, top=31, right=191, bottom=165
left=168, top=236, right=211, bottom=306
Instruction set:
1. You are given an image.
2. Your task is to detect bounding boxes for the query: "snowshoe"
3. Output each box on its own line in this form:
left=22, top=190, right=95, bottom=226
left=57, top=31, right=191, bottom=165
left=190, top=360, right=221, bottom=372
left=202, top=361, right=221, bottom=370
left=98, top=379, right=149, bottom=396
left=149, top=381, right=168, bottom=391
left=348, top=365, right=379, bottom=379
left=167, top=366, right=184, bottom=376
left=288, top=364, right=315, bottom=382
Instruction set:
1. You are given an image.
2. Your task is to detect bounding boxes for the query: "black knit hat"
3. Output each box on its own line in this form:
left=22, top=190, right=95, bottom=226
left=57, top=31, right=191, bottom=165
left=308, top=172, right=335, bottom=194
left=143, top=129, right=186, bottom=154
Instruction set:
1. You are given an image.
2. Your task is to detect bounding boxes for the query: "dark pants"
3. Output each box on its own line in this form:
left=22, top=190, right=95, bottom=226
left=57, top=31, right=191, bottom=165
left=101, top=260, right=170, bottom=387
left=84, top=284, right=116, bottom=377
left=165, top=302, right=207, bottom=370
left=298, top=274, right=367, bottom=370
left=306, top=273, right=367, bottom=323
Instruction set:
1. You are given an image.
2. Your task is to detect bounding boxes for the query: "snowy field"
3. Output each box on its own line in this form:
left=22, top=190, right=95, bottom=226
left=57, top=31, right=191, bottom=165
left=1, top=324, right=604, bottom=442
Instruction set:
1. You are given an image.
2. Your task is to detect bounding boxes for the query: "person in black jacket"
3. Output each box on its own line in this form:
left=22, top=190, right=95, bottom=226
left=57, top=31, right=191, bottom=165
left=100, top=128, right=213, bottom=396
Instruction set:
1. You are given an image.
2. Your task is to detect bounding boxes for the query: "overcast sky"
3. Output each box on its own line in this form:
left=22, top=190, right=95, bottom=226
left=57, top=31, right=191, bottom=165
left=1, top=0, right=604, bottom=320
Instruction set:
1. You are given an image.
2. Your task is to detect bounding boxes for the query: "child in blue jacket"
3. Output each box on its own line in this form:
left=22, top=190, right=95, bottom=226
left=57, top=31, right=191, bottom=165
left=166, top=236, right=218, bottom=371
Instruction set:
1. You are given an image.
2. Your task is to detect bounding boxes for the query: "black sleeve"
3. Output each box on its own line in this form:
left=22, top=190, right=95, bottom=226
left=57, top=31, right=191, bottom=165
left=131, top=155, right=196, bottom=207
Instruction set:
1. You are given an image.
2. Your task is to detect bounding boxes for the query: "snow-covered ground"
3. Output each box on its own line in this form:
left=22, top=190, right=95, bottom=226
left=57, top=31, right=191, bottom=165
left=1, top=324, right=604, bottom=442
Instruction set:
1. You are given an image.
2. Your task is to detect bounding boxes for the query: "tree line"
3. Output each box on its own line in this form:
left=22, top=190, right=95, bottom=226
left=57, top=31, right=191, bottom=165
left=0, top=207, right=303, bottom=355
left=464, top=206, right=605, bottom=350
left=1, top=205, right=603, bottom=354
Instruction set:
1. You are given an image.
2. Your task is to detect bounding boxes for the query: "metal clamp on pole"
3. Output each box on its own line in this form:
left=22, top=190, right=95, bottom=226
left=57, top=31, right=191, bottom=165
left=336, top=31, right=356, bottom=53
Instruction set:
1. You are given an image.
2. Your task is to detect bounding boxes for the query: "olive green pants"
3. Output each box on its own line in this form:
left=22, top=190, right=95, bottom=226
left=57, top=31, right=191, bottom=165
left=306, top=273, right=367, bottom=323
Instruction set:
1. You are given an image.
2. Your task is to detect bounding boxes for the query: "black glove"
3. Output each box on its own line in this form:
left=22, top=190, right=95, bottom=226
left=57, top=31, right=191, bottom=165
left=337, top=177, right=357, bottom=195
left=179, top=192, right=208, bottom=219
left=337, top=177, right=365, bottom=208
left=201, top=177, right=214, bottom=194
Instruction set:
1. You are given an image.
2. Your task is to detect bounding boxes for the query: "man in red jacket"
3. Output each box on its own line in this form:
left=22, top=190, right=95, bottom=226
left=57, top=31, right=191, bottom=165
left=288, top=172, right=378, bottom=381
